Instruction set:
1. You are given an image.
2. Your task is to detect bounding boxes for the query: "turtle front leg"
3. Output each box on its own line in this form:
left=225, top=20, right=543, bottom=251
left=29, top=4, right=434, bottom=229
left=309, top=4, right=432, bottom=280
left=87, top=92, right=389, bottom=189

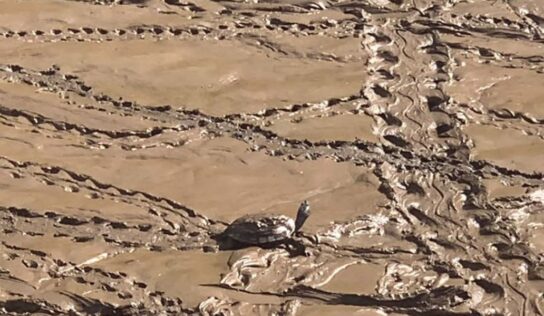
left=284, top=239, right=310, bottom=257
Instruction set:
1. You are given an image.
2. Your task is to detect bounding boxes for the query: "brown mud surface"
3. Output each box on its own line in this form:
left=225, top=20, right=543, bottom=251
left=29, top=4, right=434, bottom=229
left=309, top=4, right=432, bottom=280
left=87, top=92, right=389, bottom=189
left=0, top=0, right=543, bottom=315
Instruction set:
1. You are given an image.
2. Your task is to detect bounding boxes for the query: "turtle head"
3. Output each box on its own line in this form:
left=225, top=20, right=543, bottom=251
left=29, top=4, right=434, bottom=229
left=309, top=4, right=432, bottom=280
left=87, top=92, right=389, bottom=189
left=294, top=200, right=310, bottom=232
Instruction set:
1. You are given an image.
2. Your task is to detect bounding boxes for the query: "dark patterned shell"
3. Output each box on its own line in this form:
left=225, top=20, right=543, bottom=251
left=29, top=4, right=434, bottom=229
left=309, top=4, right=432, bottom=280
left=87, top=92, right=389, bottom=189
left=225, top=213, right=295, bottom=244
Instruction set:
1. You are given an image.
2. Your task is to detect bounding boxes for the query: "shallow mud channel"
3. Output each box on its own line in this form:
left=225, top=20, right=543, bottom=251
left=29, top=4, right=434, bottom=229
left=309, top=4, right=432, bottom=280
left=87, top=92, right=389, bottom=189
left=0, top=0, right=543, bottom=315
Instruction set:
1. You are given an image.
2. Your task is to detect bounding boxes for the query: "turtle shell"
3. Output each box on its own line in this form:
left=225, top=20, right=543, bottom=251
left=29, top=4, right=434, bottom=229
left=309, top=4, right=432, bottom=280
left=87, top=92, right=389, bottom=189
left=225, top=213, right=295, bottom=245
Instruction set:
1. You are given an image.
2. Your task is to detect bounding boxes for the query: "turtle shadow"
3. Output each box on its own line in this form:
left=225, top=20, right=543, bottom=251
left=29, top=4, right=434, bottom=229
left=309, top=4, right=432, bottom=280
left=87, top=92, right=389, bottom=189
left=211, top=232, right=308, bottom=257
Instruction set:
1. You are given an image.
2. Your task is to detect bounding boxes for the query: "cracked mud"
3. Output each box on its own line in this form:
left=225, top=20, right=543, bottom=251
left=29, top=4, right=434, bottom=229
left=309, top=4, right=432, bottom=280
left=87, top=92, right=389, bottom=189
left=0, top=0, right=543, bottom=315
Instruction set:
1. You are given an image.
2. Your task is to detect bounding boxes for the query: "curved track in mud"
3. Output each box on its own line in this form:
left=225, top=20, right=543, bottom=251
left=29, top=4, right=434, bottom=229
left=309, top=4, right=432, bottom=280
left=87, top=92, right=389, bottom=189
left=0, top=0, right=543, bottom=315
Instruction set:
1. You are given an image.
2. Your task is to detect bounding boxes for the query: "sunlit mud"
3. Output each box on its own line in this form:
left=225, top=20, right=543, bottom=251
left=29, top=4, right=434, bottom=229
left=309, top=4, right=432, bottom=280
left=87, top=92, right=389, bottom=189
left=0, top=0, right=543, bottom=315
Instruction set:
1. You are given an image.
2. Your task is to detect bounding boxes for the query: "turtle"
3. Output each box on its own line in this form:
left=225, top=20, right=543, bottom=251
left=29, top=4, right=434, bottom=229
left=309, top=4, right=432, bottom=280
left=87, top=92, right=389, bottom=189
left=223, top=200, right=311, bottom=245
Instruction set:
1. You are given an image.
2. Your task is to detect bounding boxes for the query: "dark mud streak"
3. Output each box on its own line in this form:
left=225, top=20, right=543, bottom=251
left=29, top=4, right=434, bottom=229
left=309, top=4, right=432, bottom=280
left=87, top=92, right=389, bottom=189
left=208, top=283, right=476, bottom=315
left=4, top=63, right=542, bottom=181
left=0, top=15, right=364, bottom=44
left=0, top=104, right=193, bottom=140
left=0, top=155, right=220, bottom=227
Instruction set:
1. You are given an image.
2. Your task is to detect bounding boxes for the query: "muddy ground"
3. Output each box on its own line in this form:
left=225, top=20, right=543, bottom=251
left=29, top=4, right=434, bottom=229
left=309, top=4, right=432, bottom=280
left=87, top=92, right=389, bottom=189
left=0, top=0, right=543, bottom=315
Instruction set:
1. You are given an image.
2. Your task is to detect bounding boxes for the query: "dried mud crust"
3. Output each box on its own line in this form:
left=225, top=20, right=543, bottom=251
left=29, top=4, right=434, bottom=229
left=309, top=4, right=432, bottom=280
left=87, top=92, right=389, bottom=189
left=0, top=0, right=544, bottom=315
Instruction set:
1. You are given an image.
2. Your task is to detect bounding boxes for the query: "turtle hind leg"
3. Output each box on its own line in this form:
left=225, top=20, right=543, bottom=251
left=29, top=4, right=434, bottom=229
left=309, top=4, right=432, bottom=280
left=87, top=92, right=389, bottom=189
left=211, top=232, right=247, bottom=251
left=219, top=238, right=249, bottom=251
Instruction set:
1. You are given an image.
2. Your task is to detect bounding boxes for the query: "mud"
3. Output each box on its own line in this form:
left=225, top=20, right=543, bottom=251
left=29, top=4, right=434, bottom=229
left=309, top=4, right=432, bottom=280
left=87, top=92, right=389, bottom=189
left=0, top=0, right=543, bottom=315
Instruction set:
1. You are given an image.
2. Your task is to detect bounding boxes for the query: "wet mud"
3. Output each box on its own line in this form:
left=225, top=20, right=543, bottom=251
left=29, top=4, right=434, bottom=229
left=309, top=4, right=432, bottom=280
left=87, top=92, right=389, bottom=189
left=0, top=0, right=543, bottom=315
